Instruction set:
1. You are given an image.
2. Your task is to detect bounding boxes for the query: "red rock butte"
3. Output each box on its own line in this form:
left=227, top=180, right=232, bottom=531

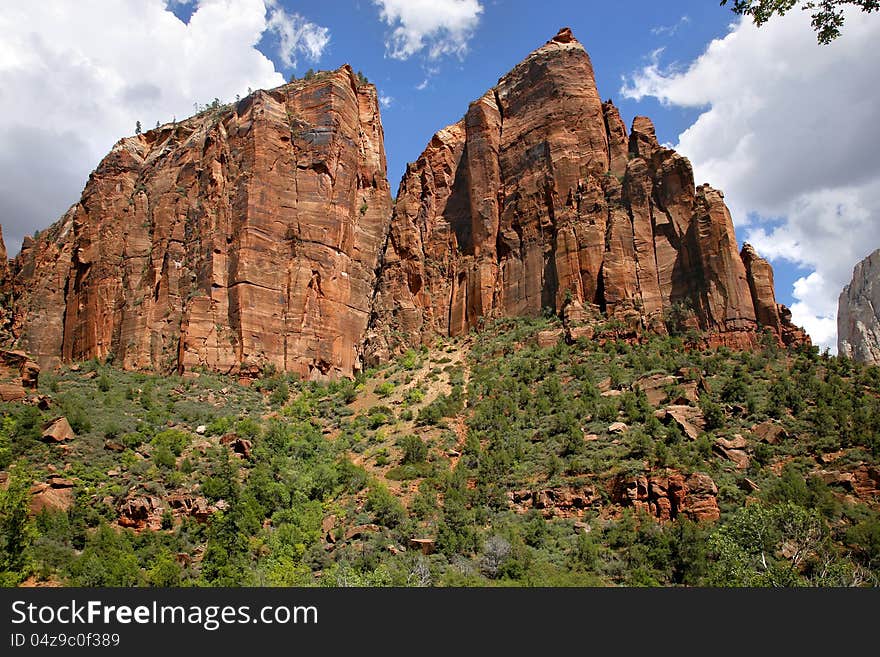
left=0, top=28, right=807, bottom=379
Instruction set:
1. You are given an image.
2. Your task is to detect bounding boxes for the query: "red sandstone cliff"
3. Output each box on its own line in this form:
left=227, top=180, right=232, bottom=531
left=0, top=29, right=805, bottom=379
left=4, top=66, right=391, bottom=378
left=364, top=28, right=805, bottom=362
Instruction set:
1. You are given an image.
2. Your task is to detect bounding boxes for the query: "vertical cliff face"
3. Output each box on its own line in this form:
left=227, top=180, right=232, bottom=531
left=0, top=226, right=10, bottom=344
left=5, top=67, right=391, bottom=378
left=366, top=28, right=805, bottom=362
left=839, top=249, right=880, bottom=364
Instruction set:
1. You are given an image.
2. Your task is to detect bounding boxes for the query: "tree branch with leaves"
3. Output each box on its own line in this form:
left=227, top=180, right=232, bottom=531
left=721, top=0, right=879, bottom=43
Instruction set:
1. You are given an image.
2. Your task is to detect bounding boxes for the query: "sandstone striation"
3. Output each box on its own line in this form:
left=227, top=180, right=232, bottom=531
left=838, top=248, right=880, bottom=364
left=365, top=28, right=806, bottom=362
left=3, top=67, right=391, bottom=379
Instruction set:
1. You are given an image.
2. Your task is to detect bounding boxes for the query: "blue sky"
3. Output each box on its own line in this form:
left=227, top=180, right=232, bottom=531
left=3, top=1, right=879, bottom=350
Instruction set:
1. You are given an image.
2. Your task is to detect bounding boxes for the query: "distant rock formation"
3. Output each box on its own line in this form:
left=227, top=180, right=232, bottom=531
left=839, top=248, right=880, bottom=363
left=0, top=28, right=806, bottom=379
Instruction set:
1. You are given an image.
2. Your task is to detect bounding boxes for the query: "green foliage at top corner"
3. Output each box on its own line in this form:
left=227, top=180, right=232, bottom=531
left=721, top=0, right=880, bottom=45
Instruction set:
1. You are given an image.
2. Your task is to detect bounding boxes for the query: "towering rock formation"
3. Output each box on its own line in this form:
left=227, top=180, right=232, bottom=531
left=839, top=249, right=880, bottom=364
left=741, top=243, right=808, bottom=347
left=0, top=29, right=805, bottom=379
left=365, top=28, right=804, bottom=361
left=4, top=67, right=392, bottom=378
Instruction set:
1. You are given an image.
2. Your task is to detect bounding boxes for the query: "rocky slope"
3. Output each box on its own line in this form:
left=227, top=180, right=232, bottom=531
left=366, top=28, right=806, bottom=362
left=0, top=29, right=805, bottom=378
left=839, top=248, right=880, bottom=364
left=3, top=319, right=878, bottom=588
left=3, top=67, right=392, bottom=379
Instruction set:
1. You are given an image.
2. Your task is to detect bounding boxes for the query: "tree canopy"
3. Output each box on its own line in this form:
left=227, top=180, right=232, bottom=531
left=721, top=0, right=879, bottom=43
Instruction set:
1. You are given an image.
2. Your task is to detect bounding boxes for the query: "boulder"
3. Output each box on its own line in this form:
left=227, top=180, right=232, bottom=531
left=714, top=434, right=751, bottom=470
left=29, top=476, right=75, bottom=515
left=118, top=495, right=163, bottom=530
left=633, top=373, right=677, bottom=407
left=0, top=384, right=26, bottom=402
left=220, top=434, right=252, bottom=459
left=41, top=417, right=75, bottom=443
left=536, top=329, right=564, bottom=348
left=344, top=524, right=381, bottom=542
left=0, top=349, right=39, bottom=392
left=657, top=405, right=705, bottom=440
left=166, top=494, right=214, bottom=522
left=409, top=538, right=436, bottom=555
left=751, top=421, right=790, bottom=445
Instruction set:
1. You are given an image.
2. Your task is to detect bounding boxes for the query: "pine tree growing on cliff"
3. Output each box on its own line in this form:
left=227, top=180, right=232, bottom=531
left=135, top=120, right=141, bottom=135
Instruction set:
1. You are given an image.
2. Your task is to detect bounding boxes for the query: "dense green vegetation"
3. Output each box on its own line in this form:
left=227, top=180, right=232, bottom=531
left=2, top=318, right=880, bottom=586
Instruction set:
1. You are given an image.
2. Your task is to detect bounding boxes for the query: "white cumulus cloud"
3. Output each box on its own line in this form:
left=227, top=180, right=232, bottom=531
left=265, top=0, right=330, bottom=68
left=373, top=0, right=483, bottom=60
left=0, top=0, right=329, bottom=256
left=621, top=10, right=880, bottom=352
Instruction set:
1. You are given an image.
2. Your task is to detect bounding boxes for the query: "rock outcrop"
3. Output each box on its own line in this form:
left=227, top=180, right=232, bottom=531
left=29, top=476, right=75, bottom=515
left=4, top=67, right=391, bottom=379
left=41, top=417, right=75, bottom=443
left=838, top=248, right=880, bottom=364
left=0, top=349, right=39, bottom=402
left=365, top=28, right=805, bottom=362
left=612, top=470, right=720, bottom=523
left=0, top=29, right=805, bottom=378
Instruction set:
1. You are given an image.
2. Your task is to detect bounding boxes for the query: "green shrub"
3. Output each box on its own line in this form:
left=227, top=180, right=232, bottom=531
left=235, top=418, right=262, bottom=440
left=399, top=434, right=428, bottom=464
left=700, top=398, right=725, bottom=430
left=206, top=416, right=234, bottom=437
left=400, top=350, right=420, bottom=371
left=66, top=523, right=142, bottom=587
left=376, top=382, right=395, bottom=397
left=366, top=483, right=404, bottom=528
left=416, top=388, right=463, bottom=426
left=154, top=444, right=176, bottom=469
left=97, top=372, right=112, bottom=393
left=152, top=429, right=189, bottom=456
left=405, top=388, right=425, bottom=404
left=57, top=393, right=92, bottom=434
left=269, top=380, right=290, bottom=406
